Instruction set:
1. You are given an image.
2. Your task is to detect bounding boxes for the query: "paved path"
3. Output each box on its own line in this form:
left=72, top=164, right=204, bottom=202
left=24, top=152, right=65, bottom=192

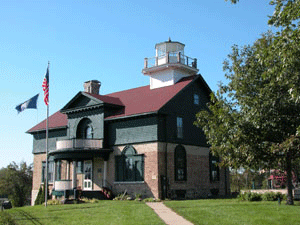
left=146, top=202, right=194, bottom=225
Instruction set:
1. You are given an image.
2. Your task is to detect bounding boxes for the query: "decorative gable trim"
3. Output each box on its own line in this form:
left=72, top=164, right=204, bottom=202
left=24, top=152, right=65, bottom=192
left=60, top=92, right=123, bottom=114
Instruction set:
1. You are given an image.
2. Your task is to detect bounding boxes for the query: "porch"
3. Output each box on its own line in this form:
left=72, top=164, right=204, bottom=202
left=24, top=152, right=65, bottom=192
left=49, top=138, right=114, bottom=199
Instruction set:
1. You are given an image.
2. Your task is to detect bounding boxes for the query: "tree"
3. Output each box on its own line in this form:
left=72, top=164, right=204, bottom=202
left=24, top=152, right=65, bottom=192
left=0, top=162, right=33, bottom=207
left=196, top=0, right=300, bottom=205
left=195, top=28, right=300, bottom=204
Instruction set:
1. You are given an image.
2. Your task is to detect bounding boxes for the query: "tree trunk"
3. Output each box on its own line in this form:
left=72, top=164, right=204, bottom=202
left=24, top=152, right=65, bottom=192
left=286, top=152, right=294, bottom=205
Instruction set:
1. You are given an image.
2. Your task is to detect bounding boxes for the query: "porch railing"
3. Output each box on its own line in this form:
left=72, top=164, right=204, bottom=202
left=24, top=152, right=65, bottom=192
left=56, top=139, right=103, bottom=151
left=54, top=180, right=72, bottom=191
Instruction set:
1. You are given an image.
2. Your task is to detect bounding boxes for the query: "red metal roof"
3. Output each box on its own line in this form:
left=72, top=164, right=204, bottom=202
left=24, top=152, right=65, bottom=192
left=27, top=76, right=195, bottom=133
left=105, top=76, right=195, bottom=119
left=27, top=111, right=68, bottom=133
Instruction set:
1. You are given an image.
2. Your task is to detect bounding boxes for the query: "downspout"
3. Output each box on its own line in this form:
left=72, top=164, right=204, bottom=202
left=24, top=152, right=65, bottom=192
left=224, top=168, right=228, bottom=196
left=164, top=115, right=168, bottom=199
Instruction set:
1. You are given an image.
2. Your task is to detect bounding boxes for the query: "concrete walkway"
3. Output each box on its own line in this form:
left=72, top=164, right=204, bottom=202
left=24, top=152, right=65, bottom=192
left=146, top=202, right=194, bottom=225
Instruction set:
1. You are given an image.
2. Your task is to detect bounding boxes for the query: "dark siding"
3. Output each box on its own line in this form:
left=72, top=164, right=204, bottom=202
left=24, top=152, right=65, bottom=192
left=159, top=78, right=210, bottom=147
left=107, top=116, right=158, bottom=146
left=67, top=108, right=104, bottom=139
left=32, top=129, right=67, bottom=154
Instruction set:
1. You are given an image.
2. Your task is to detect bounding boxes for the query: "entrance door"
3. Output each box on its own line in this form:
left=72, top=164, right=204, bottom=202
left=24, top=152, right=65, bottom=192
left=83, top=160, right=92, bottom=190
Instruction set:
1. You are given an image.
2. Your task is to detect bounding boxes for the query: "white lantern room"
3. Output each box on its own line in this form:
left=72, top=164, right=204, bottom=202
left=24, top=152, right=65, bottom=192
left=142, top=38, right=199, bottom=89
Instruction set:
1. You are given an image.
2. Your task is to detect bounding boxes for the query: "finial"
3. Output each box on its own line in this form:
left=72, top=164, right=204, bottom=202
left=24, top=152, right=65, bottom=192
left=168, top=37, right=171, bottom=42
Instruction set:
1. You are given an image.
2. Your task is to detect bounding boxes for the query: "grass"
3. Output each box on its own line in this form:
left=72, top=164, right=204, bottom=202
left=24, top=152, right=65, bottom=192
left=164, top=199, right=300, bottom=225
left=3, top=199, right=300, bottom=225
left=3, top=201, right=165, bottom=225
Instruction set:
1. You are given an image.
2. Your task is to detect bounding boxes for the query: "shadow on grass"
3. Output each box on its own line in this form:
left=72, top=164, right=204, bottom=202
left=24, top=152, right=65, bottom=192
left=47, top=203, right=105, bottom=212
left=14, top=209, right=43, bottom=225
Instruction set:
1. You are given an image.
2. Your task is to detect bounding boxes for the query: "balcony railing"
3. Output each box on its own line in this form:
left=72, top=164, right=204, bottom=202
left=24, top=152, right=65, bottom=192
left=54, top=180, right=72, bottom=191
left=144, top=52, right=197, bottom=69
left=56, top=139, right=103, bottom=151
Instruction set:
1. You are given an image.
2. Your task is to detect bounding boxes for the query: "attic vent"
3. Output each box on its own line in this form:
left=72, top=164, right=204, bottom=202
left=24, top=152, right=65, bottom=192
left=84, top=80, right=101, bottom=95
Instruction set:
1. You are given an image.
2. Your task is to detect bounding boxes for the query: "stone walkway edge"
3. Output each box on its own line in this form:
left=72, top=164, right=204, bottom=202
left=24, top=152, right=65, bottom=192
left=146, top=202, right=194, bottom=225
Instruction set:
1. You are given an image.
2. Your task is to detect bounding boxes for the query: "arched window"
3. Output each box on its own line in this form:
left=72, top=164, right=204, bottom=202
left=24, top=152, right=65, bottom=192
left=115, top=146, right=144, bottom=182
left=76, top=118, right=93, bottom=139
left=174, top=145, right=187, bottom=181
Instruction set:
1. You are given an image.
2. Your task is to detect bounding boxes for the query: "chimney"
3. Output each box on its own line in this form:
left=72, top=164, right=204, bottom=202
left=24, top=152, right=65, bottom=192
left=84, top=80, right=101, bottom=95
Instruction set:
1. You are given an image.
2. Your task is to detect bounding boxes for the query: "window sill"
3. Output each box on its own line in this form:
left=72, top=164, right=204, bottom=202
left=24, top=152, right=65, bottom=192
left=114, top=181, right=145, bottom=184
left=175, top=180, right=187, bottom=183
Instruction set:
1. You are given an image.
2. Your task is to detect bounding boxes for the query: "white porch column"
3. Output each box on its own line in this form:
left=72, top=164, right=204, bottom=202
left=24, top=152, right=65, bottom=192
left=72, top=160, right=77, bottom=189
left=67, top=161, right=70, bottom=180
left=53, top=161, right=56, bottom=188
left=103, top=161, right=107, bottom=187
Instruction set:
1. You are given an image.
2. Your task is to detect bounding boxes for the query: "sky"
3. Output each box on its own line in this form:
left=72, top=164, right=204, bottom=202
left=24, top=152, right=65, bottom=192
left=0, top=0, right=275, bottom=169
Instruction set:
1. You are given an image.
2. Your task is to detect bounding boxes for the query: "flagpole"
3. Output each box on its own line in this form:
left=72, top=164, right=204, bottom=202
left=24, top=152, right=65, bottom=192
left=45, top=61, right=50, bottom=208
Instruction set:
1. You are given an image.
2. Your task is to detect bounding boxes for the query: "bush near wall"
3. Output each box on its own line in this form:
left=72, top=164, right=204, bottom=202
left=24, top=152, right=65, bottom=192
left=238, top=191, right=287, bottom=201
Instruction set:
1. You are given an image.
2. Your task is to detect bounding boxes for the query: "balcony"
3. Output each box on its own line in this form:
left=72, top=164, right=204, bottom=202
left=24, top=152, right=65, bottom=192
left=54, top=180, right=72, bottom=191
left=144, top=52, right=197, bottom=70
left=56, top=139, right=103, bottom=151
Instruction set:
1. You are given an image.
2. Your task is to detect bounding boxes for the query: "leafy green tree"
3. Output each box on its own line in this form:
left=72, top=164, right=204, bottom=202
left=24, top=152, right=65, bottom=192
left=199, top=0, right=300, bottom=205
left=195, top=29, right=300, bottom=204
left=0, top=162, right=33, bottom=207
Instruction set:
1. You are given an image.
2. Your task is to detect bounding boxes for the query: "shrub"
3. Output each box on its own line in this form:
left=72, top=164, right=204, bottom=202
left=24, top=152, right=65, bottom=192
left=262, top=192, right=277, bottom=201
left=247, top=192, right=262, bottom=201
left=47, top=199, right=62, bottom=205
left=80, top=198, right=100, bottom=204
left=113, top=194, right=131, bottom=201
left=238, top=192, right=262, bottom=201
left=34, top=184, right=50, bottom=205
left=143, top=198, right=161, bottom=202
left=261, top=192, right=287, bottom=201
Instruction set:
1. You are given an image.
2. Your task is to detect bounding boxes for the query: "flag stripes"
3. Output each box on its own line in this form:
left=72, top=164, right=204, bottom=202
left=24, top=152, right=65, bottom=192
left=42, top=65, right=49, bottom=105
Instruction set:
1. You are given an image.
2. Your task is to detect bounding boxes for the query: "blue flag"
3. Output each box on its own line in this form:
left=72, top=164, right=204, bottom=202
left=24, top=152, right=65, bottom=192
left=15, top=94, right=39, bottom=113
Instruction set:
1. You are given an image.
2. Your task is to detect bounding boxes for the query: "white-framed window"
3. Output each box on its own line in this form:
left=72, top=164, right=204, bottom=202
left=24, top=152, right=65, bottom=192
left=210, top=154, right=220, bottom=182
left=177, top=117, right=183, bottom=139
left=194, top=94, right=199, bottom=105
left=42, top=161, right=54, bottom=183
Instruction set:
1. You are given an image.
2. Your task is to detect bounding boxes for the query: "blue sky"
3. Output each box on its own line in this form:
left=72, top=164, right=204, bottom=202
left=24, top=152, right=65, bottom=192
left=0, top=0, right=274, bottom=169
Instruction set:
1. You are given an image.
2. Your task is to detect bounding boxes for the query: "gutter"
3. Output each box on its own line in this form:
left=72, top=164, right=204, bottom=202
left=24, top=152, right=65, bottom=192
left=104, top=111, right=159, bottom=122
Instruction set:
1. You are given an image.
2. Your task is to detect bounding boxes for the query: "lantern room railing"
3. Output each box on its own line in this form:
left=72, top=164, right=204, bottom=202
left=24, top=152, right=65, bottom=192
left=144, top=52, right=197, bottom=69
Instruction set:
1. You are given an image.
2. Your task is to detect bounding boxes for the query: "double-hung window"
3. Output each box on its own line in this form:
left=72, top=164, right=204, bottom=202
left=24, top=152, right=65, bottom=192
left=177, top=117, right=183, bottom=139
left=210, top=154, right=220, bottom=182
left=174, top=145, right=187, bottom=181
left=42, top=161, right=54, bottom=183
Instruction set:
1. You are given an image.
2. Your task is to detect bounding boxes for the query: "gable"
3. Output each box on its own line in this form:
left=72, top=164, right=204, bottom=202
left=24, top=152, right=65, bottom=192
left=60, top=92, right=105, bottom=113
left=68, top=95, right=100, bottom=109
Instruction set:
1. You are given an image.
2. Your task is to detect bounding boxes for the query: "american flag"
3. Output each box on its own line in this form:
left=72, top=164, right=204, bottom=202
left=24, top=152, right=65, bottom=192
left=42, top=65, right=49, bottom=105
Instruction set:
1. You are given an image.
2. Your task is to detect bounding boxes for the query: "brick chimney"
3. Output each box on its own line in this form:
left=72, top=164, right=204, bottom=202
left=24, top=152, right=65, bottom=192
left=84, top=80, right=101, bottom=95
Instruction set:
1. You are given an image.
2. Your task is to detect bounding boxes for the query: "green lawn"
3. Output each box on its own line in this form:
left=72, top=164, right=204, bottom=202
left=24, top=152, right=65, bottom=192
left=2, top=199, right=300, bottom=225
left=2, top=201, right=165, bottom=225
left=164, top=199, right=300, bottom=225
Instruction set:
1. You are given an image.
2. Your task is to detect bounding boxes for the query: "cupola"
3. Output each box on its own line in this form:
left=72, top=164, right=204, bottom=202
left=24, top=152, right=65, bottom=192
left=142, top=38, right=199, bottom=89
